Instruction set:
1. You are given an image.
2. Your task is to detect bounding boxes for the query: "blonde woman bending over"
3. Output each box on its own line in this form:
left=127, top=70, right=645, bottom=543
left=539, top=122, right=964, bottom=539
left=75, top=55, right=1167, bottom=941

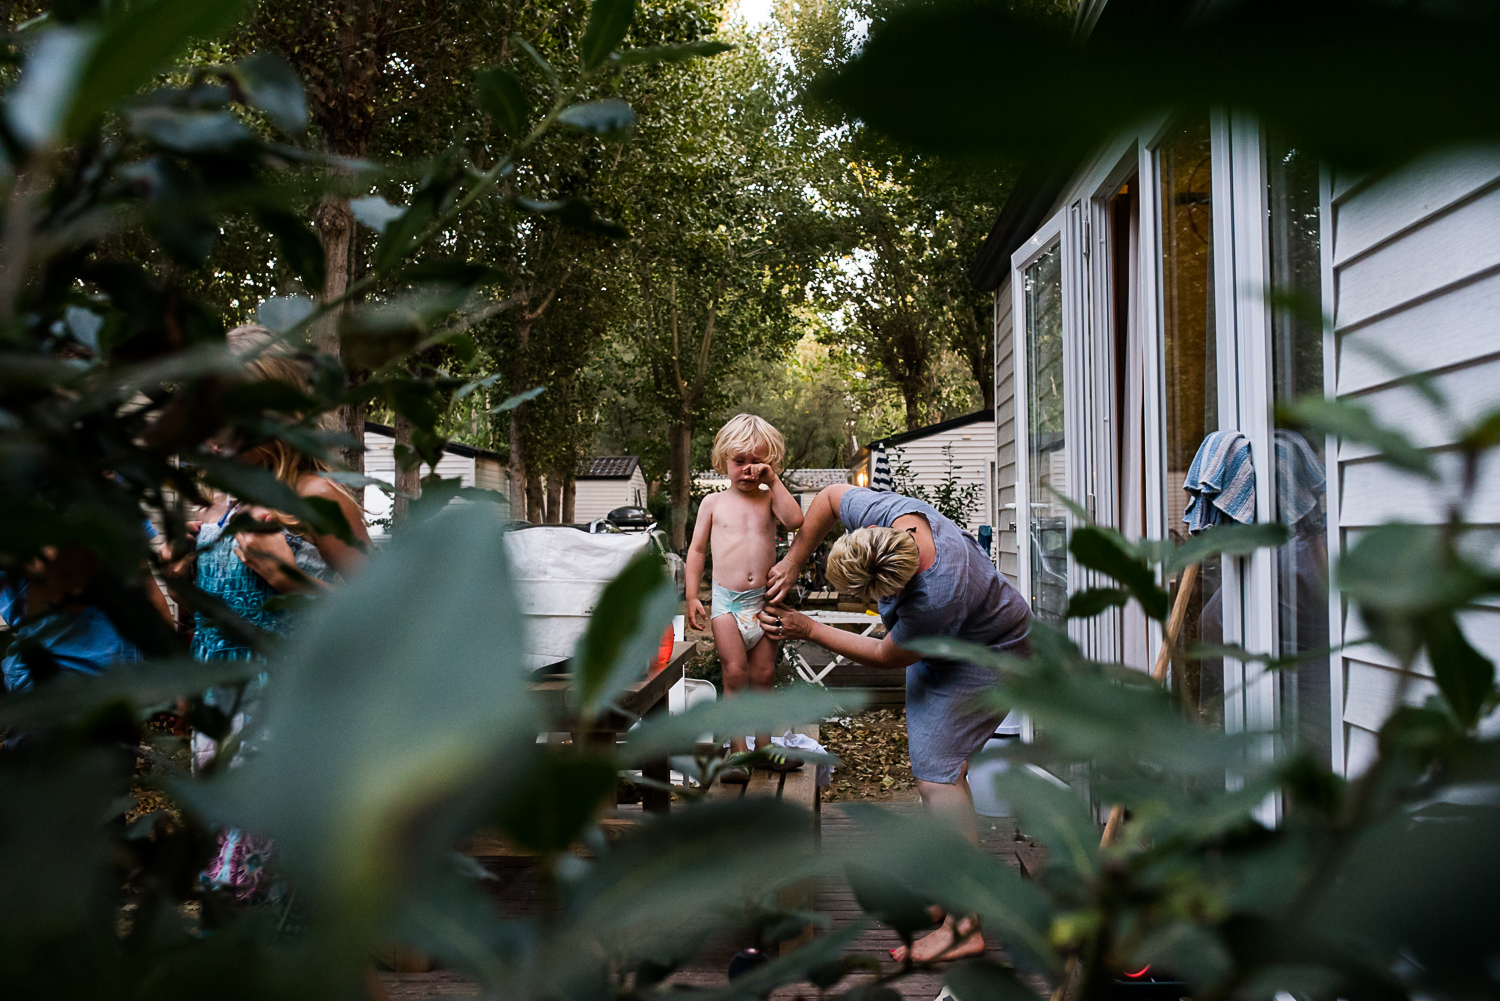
left=762, top=485, right=1030, bottom=962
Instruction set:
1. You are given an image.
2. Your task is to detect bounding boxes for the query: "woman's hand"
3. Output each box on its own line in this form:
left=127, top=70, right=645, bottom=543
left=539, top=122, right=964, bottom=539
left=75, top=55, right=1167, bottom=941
left=766, top=558, right=799, bottom=604
left=759, top=603, right=813, bottom=642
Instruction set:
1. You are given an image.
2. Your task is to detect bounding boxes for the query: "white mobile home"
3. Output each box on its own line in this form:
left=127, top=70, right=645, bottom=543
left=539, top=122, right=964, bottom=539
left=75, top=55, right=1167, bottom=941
left=978, top=2, right=1500, bottom=777
left=851, top=410, right=997, bottom=536
left=574, top=456, right=648, bottom=523
left=362, top=422, right=508, bottom=536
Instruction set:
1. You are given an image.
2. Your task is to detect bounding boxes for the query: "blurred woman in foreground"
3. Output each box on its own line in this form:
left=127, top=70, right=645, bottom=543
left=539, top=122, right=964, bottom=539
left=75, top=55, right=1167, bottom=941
left=184, top=325, right=368, bottom=901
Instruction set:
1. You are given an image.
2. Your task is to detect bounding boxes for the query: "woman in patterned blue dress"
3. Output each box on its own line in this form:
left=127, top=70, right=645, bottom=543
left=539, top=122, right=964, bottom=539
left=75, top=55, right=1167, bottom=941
left=186, top=326, right=369, bottom=901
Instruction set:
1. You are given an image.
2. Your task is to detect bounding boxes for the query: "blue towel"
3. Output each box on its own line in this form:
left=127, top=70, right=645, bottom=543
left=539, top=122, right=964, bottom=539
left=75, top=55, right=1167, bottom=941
left=1183, top=431, right=1256, bottom=532
left=1274, top=428, right=1325, bottom=526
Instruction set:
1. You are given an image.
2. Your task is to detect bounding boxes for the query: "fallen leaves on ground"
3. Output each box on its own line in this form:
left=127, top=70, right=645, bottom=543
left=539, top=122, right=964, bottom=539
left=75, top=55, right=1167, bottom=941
left=822, top=707, right=916, bottom=802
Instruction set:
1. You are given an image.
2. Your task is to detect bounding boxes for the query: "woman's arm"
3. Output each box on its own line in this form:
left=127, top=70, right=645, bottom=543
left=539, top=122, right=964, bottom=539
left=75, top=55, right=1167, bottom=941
left=766, top=483, right=852, bottom=603
left=759, top=603, right=918, bottom=671
left=298, top=476, right=370, bottom=578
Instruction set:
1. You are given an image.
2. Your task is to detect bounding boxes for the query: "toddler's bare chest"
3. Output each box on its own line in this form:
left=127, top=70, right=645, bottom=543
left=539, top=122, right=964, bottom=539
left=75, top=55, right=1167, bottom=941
left=713, top=501, right=772, bottom=537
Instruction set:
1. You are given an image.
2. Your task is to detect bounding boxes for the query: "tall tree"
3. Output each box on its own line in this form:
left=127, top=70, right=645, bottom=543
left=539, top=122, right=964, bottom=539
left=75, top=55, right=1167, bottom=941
left=613, top=28, right=831, bottom=547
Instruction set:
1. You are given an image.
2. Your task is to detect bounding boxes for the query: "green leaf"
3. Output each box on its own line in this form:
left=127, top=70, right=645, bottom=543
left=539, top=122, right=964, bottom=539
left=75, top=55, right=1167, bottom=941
left=946, top=960, right=1038, bottom=1001
left=616, top=40, right=733, bottom=65
left=0, top=658, right=254, bottom=729
left=319, top=471, right=414, bottom=499
left=127, top=107, right=254, bottom=153
left=177, top=505, right=540, bottom=911
left=194, top=454, right=318, bottom=524
left=620, top=687, right=863, bottom=766
left=258, top=210, right=326, bottom=294
left=1069, top=526, right=1169, bottom=620
left=837, top=804, right=1057, bottom=975
left=580, top=0, right=636, bottom=70
left=901, top=636, right=1016, bottom=673
left=515, top=195, right=630, bottom=238
left=349, top=195, right=405, bottom=234
left=986, top=771, right=1097, bottom=878
left=341, top=286, right=470, bottom=369
left=697, top=923, right=866, bottom=1001
left=1425, top=613, right=1496, bottom=729
left=1281, top=397, right=1434, bottom=479
left=846, top=863, right=936, bottom=935
left=1064, top=587, right=1130, bottom=620
left=454, top=371, right=504, bottom=401
left=474, top=66, right=529, bottom=138
left=256, top=294, right=316, bottom=333
left=511, top=34, right=558, bottom=86
left=1189, top=643, right=1336, bottom=671
left=493, top=748, right=618, bottom=853
left=557, top=99, right=635, bottom=139
left=231, top=52, right=307, bottom=133
left=815, top=0, right=1500, bottom=169
left=490, top=386, right=545, bottom=413
left=67, top=0, right=249, bottom=136
left=573, top=552, right=678, bottom=719
left=6, top=27, right=99, bottom=149
left=1165, top=521, right=1292, bottom=575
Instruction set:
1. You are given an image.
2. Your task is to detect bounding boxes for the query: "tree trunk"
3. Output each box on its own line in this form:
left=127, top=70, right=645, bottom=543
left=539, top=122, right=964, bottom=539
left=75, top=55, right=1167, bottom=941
left=508, top=317, right=532, bottom=519
left=667, top=419, right=692, bottom=551
left=392, top=413, right=420, bottom=526
left=562, top=474, right=576, bottom=524
left=314, top=192, right=362, bottom=469
left=544, top=473, right=562, bottom=525
left=525, top=472, right=546, bottom=524
left=902, top=389, right=925, bottom=432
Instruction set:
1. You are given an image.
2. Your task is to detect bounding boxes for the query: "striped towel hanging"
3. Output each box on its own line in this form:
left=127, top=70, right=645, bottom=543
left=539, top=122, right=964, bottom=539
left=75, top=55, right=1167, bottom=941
left=1182, top=431, right=1255, bottom=531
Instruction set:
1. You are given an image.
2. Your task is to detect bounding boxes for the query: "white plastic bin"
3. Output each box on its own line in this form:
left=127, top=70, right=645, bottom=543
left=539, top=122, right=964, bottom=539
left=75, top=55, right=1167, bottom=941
left=969, top=734, right=1018, bottom=818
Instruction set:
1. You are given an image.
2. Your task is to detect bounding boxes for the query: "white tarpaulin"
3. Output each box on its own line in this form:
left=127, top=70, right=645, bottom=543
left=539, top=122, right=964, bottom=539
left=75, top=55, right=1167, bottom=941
left=503, top=527, right=653, bottom=670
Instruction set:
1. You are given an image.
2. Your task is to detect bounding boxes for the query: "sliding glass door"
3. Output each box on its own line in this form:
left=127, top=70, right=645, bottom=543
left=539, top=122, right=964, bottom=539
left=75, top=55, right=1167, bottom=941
left=1014, top=223, right=1068, bottom=627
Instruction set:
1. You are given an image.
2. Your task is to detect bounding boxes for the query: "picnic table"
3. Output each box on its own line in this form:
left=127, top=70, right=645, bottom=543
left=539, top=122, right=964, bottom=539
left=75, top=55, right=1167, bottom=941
left=529, top=640, right=696, bottom=814
left=785, top=610, right=885, bottom=687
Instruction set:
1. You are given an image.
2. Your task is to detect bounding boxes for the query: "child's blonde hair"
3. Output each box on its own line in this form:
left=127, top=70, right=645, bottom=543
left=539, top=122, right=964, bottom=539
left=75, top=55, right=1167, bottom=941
left=825, top=526, right=920, bottom=602
left=710, top=414, right=786, bottom=474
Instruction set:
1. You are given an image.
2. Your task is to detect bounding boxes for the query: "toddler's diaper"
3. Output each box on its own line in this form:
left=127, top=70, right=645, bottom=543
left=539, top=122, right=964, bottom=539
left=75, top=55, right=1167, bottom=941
left=711, top=581, right=766, bottom=650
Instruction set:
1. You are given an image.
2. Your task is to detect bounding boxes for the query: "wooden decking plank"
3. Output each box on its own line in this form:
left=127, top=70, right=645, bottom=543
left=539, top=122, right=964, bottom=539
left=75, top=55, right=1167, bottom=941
left=383, top=805, right=1048, bottom=1001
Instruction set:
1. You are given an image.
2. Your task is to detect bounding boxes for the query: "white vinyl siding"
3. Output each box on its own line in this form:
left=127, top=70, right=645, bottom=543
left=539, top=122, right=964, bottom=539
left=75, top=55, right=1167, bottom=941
left=994, top=279, right=1019, bottom=578
left=574, top=470, right=648, bottom=523
left=1328, top=144, right=1500, bottom=771
left=474, top=457, right=508, bottom=493
left=362, top=431, right=484, bottom=536
left=888, top=418, right=996, bottom=536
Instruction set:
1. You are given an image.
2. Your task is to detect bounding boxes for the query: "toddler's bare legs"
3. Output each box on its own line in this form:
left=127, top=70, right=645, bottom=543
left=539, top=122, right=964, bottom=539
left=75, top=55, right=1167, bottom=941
left=746, top=633, right=777, bottom=751
left=711, top=613, right=751, bottom=754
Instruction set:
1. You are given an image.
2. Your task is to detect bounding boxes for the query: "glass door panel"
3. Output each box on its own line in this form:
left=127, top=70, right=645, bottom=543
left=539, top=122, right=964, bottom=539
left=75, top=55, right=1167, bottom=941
left=1267, top=131, right=1331, bottom=768
left=1158, top=118, right=1223, bottom=726
left=1024, top=243, right=1067, bottom=625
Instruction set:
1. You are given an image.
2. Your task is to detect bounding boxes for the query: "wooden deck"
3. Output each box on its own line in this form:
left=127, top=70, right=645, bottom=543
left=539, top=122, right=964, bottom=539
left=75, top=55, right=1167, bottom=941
left=380, top=805, right=1046, bottom=1001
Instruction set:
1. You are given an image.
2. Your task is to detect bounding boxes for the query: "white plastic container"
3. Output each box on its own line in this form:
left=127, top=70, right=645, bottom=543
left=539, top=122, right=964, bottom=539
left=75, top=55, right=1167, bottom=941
left=969, top=734, right=1018, bottom=818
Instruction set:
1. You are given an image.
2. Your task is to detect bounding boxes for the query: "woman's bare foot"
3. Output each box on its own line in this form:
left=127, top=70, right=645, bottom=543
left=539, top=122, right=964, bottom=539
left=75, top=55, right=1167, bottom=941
left=889, top=916, right=985, bottom=964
